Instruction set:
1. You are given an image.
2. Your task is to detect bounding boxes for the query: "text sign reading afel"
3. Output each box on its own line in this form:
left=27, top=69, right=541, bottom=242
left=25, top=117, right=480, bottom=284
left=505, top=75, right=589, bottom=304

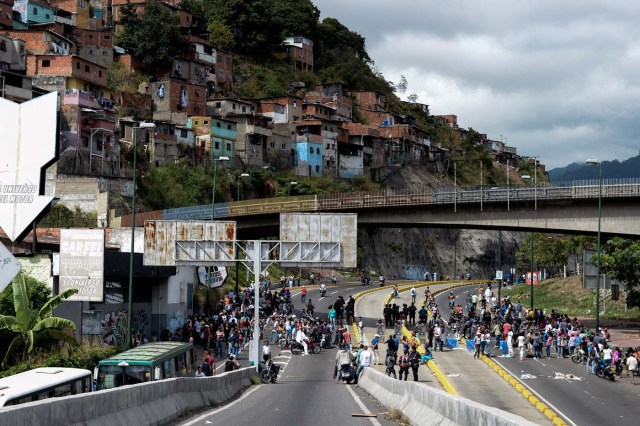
left=59, top=229, right=105, bottom=302
left=0, top=92, right=58, bottom=242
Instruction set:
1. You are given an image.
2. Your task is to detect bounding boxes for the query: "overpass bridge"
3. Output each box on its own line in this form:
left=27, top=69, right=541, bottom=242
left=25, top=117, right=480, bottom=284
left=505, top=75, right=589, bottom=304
left=116, top=178, right=640, bottom=238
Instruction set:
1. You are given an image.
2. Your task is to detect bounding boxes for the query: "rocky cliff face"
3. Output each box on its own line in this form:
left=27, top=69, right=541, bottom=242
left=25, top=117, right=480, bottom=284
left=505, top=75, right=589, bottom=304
left=363, top=165, right=524, bottom=280
left=363, top=228, right=522, bottom=280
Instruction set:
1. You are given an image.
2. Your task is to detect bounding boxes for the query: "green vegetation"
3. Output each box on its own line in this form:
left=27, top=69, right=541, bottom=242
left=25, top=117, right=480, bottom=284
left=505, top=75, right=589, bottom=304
left=37, top=204, right=99, bottom=228
left=137, top=164, right=384, bottom=211
left=592, top=237, right=640, bottom=309
left=515, top=234, right=596, bottom=276
left=0, top=344, right=117, bottom=378
left=500, top=276, right=639, bottom=321
left=117, top=1, right=189, bottom=73
left=0, top=273, right=79, bottom=368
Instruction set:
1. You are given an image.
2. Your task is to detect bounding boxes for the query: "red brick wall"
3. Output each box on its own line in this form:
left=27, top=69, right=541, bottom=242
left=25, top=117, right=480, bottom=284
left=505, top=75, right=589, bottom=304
left=27, top=55, right=108, bottom=87
left=75, top=28, right=113, bottom=48
left=0, top=0, right=14, bottom=28
left=3, top=30, right=50, bottom=55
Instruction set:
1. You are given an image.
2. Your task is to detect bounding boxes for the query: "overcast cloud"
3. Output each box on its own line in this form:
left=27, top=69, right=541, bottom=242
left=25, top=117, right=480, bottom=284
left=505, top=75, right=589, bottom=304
left=313, top=0, right=640, bottom=168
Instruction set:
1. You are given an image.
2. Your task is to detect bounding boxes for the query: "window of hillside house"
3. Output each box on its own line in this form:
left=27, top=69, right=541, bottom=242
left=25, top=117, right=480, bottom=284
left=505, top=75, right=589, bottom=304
left=326, top=144, right=329, bottom=149
left=226, top=143, right=231, bottom=151
left=42, top=59, right=50, bottom=67
left=33, top=7, right=37, bottom=14
left=85, top=65, right=90, bottom=72
left=82, top=137, right=89, bottom=147
left=45, top=13, right=50, bottom=19
left=281, top=144, right=286, bottom=150
left=215, top=142, right=220, bottom=150
left=227, top=124, right=232, bottom=130
left=194, top=120, right=199, bottom=125
left=98, top=70, right=102, bottom=77
left=0, top=41, right=7, bottom=52
left=76, top=61, right=80, bottom=69
left=316, top=148, right=320, bottom=154
left=204, top=120, right=208, bottom=125
left=216, top=102, right=221, bottom=108
left=270, top=142, right=274, bottom=148
left=232, top=103, right=236, bottom=110
left=315, top=165, right=320, bottom=173
left=242, top=106, right=246, bottom=112
left=89, top=49, right=93, bottom=55
left=216, top=122, right=221, bottom=128
left=309, top=147, right=313, bottom=154
left=104, top=35, right=110, bottom=40
left=326, top=160, right=330, bottom=167
left=180, top=129, right=187, bottom=138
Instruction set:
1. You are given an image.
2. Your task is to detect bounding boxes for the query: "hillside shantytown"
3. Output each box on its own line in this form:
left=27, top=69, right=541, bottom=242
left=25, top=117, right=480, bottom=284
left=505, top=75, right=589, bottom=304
left=0, top=0, right=544, bottom=223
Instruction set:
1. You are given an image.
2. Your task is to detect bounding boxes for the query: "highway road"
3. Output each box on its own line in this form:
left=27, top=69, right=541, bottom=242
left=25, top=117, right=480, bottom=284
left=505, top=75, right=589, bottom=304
left=438, top=284, right=640, bottom=426
left=177, top=283, right=397, bottom=426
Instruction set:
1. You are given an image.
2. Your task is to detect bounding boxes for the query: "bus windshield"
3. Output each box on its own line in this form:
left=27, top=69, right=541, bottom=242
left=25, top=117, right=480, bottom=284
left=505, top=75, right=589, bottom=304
left=96, top=365, right=151, bottom=390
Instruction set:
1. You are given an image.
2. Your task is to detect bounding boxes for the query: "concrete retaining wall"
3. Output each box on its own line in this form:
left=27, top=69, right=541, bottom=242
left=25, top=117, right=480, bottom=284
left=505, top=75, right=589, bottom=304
left=0, top=368, right=255, bottom=426
left=358, top=367, right=538, bottom=426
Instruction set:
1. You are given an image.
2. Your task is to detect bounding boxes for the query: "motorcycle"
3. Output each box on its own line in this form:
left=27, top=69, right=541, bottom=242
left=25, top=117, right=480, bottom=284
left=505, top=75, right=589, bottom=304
left=595, top=361, right=616, bottom=381
left=290, top=339, right=321, bottom=355
left=320, top=287, right=326, bottom=297
left=259, top=360, right=281, bottom=384
left=338, top=361, right=356, bottom=384
left=320, top=333, right=333, bottom=349
left=571, top=348, right=588, bottom=365
left=448, top=299, right=455, bottom=309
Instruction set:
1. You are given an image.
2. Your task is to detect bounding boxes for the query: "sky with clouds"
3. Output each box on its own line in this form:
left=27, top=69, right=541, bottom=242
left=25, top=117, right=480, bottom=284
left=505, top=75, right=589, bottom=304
left=313, top=0, right=640, bottom=169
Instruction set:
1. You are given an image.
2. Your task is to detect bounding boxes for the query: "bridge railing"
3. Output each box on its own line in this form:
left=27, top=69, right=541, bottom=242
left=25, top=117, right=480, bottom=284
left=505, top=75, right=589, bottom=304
left=117, top=179, right=640, bottom=225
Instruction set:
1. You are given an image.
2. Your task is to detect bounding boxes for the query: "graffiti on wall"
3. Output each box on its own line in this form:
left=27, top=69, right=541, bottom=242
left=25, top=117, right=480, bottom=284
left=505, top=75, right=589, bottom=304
left=97, top=178, right=134, bottom=197
left=100, top=307, right=150, bottom=349
left=167, top=309, right=188, bottom=334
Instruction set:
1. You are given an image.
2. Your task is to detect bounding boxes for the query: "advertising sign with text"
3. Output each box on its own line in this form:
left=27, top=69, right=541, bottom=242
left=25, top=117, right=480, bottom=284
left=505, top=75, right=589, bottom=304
left=59, top=229, right=105, bottom=302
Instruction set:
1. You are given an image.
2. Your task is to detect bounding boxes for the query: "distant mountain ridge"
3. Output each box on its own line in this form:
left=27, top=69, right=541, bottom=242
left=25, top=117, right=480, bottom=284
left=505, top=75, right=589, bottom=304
left=548, top=153, right=640, bottom=181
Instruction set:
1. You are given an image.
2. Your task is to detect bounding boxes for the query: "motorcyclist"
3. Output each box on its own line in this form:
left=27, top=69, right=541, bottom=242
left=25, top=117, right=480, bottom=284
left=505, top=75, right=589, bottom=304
left=379, top=275, right=385, bottom=286
left=334, top=347, right=356, bottom=383
left=448, top=291, right=455, bottom=308
left=320, top=283, right=326, bottom=297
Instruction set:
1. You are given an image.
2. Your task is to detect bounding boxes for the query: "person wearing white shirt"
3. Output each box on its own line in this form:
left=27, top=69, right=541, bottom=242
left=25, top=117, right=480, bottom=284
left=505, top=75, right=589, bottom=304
left=507, top=330, right=514, bottom=357
left=195, top=365, right=206, bottom=378
left=517, top=334, right=526, bottom=361
left=295, top=328, right=309, bottom=355
left=410, top=287, right=417, bottom=304
left=355, top=346, right=372, bottom=384
left=262, top=340, right=271, bottom=362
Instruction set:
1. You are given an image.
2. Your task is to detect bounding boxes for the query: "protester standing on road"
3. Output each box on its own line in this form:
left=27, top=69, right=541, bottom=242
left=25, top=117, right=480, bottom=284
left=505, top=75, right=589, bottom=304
left=355, top=346, right=372, bottom=384
left=410, top=286, right=417, bottom=304
left=301, top=286, right=307, bottom=303
left=398, top=350, right=410, bottom=380
left=371, top=334, right=381, bottom=365
left=626, top=352, right=637, bottom=385
left=409, top=347, right=420, bottom=381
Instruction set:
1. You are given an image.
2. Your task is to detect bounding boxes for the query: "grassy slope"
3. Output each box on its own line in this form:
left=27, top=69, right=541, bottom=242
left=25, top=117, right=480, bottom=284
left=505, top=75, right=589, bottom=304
left=500, top=275, right=640, bottom=321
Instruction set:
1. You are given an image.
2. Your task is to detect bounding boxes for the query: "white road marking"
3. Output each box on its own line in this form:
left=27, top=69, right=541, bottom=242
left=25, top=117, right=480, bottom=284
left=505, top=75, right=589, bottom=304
left=180, top=384, right=263, bottom=425
left=319, top=297, right=325, bottom=301
left=346, top=383, right=382, bottom=426
left=330, top=291, right=338, bottom=294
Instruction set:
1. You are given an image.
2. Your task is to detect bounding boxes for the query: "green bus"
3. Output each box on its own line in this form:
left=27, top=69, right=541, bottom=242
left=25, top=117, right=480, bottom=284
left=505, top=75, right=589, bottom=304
left=96, top=342, right=196, bottom=390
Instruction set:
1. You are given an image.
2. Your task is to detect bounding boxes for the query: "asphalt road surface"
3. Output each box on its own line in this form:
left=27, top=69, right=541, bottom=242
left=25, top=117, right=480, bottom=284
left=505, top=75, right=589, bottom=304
left=177, top=283, right=398, bottom=426
left=438, top=284, right=640, bottom=426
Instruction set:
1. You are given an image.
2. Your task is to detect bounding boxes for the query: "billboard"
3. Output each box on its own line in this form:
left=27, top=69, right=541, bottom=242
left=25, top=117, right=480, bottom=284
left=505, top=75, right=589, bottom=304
left=279, top=213, right=357, bottom=267
left=59, top=229, right=105, bottom=302
left=582, top=249, right=621, bottom=290
left=144, top=220, right=237, bottom=266
left=197, top=266, right=228, bottom=289
left=0, top=92, right=58, bottom=242
left=0, top=242, right=22, bottom=293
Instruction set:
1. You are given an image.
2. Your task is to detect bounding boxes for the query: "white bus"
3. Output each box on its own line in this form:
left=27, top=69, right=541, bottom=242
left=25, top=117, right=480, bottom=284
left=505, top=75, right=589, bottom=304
left=0, top=367, right=93, bottom=408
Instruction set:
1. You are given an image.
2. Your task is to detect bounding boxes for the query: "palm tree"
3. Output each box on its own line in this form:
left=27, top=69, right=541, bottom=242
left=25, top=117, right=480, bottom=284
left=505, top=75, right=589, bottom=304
left=0, top=273, right=79, bottom=367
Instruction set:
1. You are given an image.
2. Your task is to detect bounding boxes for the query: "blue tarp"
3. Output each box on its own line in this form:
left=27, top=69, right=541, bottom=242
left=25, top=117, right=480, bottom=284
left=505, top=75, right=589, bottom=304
left=466, top=339, right=475, bottom=352
left=500, top=340, right=510, bottom=354
left=445, top=337, right=459, bottom=349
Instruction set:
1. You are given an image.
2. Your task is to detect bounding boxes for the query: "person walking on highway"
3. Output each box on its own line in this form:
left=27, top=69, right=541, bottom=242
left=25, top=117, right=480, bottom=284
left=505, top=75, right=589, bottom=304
left=301, top=286, right=307, bottom=303
left=626, top=352, right=637, bottom=385
left=410, top=286, right=417, bottom=304
left=357, top=317, right=364, bottom=343
left=517, top=333, right=526, bottom=361
left=371, top=334, right=381, bottom=365
left=409, top=347, right=421, bottom=381
left=354, top=345, right=372, bottom=384
left=473, top=332, right=482, bottom=359
left=398, top=349, right=410, bottom=380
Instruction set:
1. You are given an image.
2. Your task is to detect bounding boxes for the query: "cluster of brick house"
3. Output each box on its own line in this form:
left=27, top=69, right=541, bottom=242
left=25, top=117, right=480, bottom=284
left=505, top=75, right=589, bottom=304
left=2, top=0, right=539, bottom=218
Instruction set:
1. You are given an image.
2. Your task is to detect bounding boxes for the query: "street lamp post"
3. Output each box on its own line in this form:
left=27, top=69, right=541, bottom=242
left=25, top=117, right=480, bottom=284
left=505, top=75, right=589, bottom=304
left=587, top=159, right=603, bottom=334
left=480, top=160, right=483, bottom=212
left=530, top=233, right=535, bottom=311
left=127, top=122, right=155, bottom=350
left=207, top=155, right=229, bottom=315
left=454, top=161, right=457, bottom=213
left=237, top=173, right=249, bottom=201
left=506, top=159, right=510, bottom=211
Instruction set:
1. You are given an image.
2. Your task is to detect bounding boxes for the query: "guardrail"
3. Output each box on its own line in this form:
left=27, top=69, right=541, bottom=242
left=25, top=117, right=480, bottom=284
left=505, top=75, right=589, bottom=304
left=0, top=367, right=255, bottom=426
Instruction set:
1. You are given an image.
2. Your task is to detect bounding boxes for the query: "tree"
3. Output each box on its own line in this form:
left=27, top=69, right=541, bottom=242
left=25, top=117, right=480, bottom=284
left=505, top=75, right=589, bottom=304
left=116, top=1, right=189, bottom=73
left=396, top=75, right=408, bottom=95
left=207, top=18, right=236, bottom=51
left=592, top=237, right=640, bottom=308
left=0, top=273, right=78, bottom=367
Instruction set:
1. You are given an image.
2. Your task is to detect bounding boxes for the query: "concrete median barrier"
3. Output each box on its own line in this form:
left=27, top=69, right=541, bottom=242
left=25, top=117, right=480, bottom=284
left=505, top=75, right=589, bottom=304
left=358, top=367, right=539, bottom=426
left=0, top=367, right=255, bottom=426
